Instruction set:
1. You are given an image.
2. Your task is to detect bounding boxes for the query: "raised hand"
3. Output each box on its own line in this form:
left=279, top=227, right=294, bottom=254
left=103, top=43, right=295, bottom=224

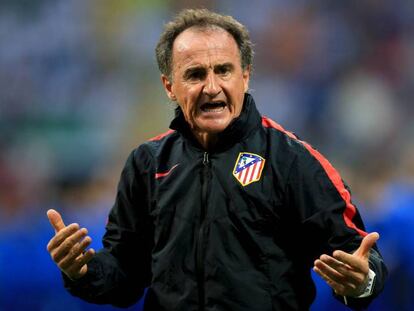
left=46, top=209, right=95, bottom=280
left=313, top=232, right=379, bottom=297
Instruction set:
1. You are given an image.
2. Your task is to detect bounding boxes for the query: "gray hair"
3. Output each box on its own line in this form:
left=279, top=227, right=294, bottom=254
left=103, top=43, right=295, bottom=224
left=155, top=9, right=254, bottom=79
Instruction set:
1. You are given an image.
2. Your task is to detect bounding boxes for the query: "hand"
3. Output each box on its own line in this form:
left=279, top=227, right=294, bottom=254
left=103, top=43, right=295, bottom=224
left=313, top=232, right=379, bottom=297
left=46, top=209, right=95, bottom=280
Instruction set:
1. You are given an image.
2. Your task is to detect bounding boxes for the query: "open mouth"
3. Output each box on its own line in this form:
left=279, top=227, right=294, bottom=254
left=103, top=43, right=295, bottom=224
left=200, top=101, right=226, bottom=112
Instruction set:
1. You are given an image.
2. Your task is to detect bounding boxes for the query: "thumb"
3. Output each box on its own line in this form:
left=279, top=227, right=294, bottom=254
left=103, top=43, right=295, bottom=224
left=354, top=232, right=379, bottom=258
left=47, top=209, right=66, bottom=233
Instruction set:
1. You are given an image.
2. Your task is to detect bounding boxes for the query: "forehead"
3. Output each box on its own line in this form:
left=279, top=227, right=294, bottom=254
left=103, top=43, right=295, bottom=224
left=171, top=27, right=241, bottom=70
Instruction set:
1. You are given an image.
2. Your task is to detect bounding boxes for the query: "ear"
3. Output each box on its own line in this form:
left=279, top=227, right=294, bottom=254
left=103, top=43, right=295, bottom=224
left=161, top=74, right=176, bottom=101
left=242, top=65, right=251, bottom=93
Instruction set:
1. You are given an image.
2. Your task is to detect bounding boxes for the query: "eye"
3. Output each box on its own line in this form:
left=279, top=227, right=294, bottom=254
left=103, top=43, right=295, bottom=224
left=185, top=68, right=206, bottom=81
left=215, top=64, right=233, bottom=77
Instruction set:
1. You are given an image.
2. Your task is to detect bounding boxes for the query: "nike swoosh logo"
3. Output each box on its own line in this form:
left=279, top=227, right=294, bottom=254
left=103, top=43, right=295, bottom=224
left=155, top=164, right=179, bottom=179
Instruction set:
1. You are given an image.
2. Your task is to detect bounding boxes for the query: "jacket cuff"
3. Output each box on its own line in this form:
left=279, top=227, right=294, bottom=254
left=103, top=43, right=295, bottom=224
left=62, top=257, right=102, bottom=293
left=354, top=268, right=376, bottom=298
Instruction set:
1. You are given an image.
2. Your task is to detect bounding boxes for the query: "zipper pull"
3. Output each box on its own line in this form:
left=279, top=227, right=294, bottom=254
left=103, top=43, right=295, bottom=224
left=203, top=152, right=209, bottom=165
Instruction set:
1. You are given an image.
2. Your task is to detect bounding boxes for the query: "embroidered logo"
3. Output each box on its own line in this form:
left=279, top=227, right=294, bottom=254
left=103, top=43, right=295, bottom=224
left=155, top=164, right=179, bottom=179
left=233, top=152, right=265, bottom=186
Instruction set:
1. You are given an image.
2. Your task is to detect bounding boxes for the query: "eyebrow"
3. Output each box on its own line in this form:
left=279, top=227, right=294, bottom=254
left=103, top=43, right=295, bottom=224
left=184, top=66, right=204, bottom=77
left=183, top=62, right=235, bottom=76
left=214, top=62, right=234, bottom=70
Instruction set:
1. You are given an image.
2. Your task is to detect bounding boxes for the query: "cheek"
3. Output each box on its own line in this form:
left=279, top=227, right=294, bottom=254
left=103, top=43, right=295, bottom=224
left=177, top=89, right=199, bottom=122
left=228, top=82, right=246, bottom=110
left=181, top=87, right=199, bottom=109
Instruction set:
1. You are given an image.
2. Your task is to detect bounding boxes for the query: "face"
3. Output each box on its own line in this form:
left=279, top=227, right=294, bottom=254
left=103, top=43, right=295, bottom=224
left=162, top=27, right=250, bottom=139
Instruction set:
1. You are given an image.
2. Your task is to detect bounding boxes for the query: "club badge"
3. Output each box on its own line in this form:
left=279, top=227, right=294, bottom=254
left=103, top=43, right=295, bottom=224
left=233, top=152, right=265, bottom=186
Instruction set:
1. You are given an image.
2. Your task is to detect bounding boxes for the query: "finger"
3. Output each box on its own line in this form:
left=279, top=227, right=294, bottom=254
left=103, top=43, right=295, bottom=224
left=333, top=250, right=368, bottom=273
left=354, top=232, right=379, bottom=258
left=319, top=255, right=352, bottom=275
left=319, top=254, right=365, bottom=285
left=66, top=248, right=95, bottom=278
left=317, top=255, right=367, bottom=290
left=75, top=248, right=95, bottom=268
left=47, top=223, right=80, bottom=253
left=58, top=235, right=92, bottom=269
left=50, top=227, right=87, bottom=262
left=47, top=209, right=66, bottom=233
left=314, top=258, right=348, bottom=285
left=313, top=265, right=347, bottom=295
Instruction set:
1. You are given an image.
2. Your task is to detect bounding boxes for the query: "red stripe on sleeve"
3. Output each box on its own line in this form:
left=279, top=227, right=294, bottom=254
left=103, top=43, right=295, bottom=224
left=262, top=116, right=367, bottom=237
left=148, top=129, right=175, bottom=141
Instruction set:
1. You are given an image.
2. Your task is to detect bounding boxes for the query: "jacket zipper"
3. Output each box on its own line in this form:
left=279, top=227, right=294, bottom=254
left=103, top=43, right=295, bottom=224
left=197, top=152, right=210, bottom=311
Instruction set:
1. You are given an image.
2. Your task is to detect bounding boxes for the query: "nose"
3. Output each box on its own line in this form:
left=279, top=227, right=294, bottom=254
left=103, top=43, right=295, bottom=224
left=203, top=72, right=221, bottom=97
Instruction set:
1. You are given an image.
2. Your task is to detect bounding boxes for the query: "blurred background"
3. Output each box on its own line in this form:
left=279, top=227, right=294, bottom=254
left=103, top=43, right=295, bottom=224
left=0, top=0, right=413, bottom=310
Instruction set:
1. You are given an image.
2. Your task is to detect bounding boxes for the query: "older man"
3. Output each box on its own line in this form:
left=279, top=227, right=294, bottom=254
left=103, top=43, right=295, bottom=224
left=47, top=9, right=386, bottom=310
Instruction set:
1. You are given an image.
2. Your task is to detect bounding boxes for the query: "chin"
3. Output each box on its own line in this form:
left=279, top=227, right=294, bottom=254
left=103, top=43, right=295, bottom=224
left=198, top=121, right=231, bottom=134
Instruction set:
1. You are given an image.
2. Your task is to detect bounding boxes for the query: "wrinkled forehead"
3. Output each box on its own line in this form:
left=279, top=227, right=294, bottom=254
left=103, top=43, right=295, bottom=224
left=171, top=26, right=241, bottom=69
left=174, top=26, right=237, bottom=52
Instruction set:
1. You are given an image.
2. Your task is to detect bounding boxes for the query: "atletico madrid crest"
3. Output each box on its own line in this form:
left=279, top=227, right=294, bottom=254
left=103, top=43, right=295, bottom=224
left=233, top=152, right=265, bottom=186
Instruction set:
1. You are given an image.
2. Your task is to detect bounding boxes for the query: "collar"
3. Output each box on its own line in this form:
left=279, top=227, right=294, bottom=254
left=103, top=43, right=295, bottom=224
left=169, top=93, right=262, bottom=152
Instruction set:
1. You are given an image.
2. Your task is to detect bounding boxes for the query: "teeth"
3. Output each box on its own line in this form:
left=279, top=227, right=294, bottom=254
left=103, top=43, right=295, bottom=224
left=201, top=102, right=226, bottom=112
left=203, top=106, right=225, bottom=112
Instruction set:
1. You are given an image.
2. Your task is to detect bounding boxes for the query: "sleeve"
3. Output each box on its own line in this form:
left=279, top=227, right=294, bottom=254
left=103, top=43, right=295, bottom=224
left=285, top=142, right=387, bottom=310
left=63, top=146, right=154, bottom=308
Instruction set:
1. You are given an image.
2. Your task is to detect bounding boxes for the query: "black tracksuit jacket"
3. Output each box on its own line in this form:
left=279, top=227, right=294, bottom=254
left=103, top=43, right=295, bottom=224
left=64, top=94, right=387, bottom=310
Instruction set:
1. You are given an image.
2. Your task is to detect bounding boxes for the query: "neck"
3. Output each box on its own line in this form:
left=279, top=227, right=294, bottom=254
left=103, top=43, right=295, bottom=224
left=193, top=131, right=219, bottom=150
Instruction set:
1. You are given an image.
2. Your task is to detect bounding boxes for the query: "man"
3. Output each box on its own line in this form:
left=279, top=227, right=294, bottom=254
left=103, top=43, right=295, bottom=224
left=47, top=9, right=387, bottom=310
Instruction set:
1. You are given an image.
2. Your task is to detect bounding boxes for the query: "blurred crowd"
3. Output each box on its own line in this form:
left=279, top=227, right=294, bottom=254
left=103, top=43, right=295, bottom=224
left=0, top=0, right=413, bottom=310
